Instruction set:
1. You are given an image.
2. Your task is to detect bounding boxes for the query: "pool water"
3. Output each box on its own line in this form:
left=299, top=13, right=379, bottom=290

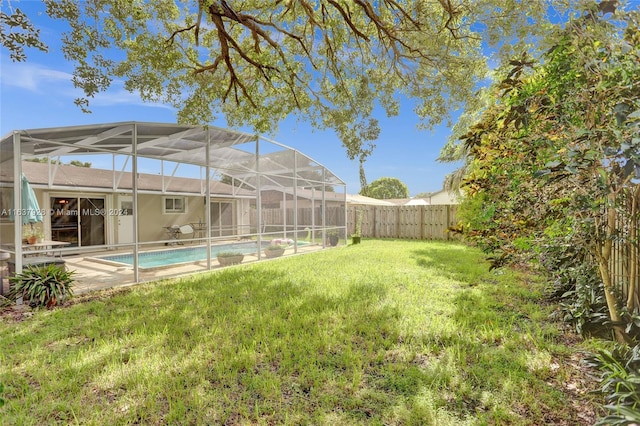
left=97, top=241, right=267, bottom=269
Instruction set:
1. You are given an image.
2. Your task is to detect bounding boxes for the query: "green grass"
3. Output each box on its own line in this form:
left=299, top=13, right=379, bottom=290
left=0, top=240, right=598, bottom=425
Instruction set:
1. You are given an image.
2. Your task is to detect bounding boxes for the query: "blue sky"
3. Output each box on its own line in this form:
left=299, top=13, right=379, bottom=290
left=0, top=1, right=462, bottom=196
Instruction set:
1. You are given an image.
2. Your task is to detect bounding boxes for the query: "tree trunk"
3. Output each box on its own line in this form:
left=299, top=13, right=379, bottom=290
left=626, top=185, right=639, bottom=311
left=598, top=257, right=628, bottom=343
left=596, top=198, right=628, bottom=344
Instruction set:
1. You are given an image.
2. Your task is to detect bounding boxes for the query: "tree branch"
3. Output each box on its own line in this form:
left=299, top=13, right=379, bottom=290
left=167, top=24, right=196, bottom=46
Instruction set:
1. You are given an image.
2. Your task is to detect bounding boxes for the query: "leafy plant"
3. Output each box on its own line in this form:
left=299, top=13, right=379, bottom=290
left=0, top=294, right=12, bottom=308
left=23, top=224, right=44, bottom=241
left=352, top=209, right=364, bottom=237
left=587, top=345, right=640, bottom=425
left=216, top=251, right=243, bottom=258
left=361, top=177, right=408, bottom=199
left=264, top=244, right=286, bottom=258
left=0, top=381, right=4, bottom=407
left=560, top=279, right=611, bottom=338
left=7, top=264, right=74, bottom=308
left=326, top=229, right=340, bottom=246
left=541, top=239, right=612, bottom=338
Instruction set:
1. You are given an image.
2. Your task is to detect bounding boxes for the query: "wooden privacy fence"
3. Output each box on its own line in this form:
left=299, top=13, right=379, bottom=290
left=609, top=190, right=640, bottom=310
left=611, top=235, right=640, bottom=310
left=251, top=206, right=345, bottom=232
left=347, top=205, right=458, bottom=240
left=254, top=205, right=458, bottom=240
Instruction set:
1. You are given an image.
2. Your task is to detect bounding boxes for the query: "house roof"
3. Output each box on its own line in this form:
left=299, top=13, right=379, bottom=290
left=19, top=161, right=250, bottom=196
left=403, top=198, right=430, bottom=206
left=345, top=194, right=395, bottom=206
left=383, top=198, right=430, bottom=206
left=261, top=187, right=346, bottom=203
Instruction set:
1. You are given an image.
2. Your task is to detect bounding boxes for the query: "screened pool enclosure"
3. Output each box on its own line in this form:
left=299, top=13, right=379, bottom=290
left=0, top=122, right=346, bottom=289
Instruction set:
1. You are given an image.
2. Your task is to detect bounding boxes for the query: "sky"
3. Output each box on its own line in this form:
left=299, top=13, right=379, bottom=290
left=0, top=1, right=463, bottom=197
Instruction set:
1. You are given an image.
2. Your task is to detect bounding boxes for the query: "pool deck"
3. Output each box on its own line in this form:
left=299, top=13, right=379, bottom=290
left=27, top=242, right=326, bottom=294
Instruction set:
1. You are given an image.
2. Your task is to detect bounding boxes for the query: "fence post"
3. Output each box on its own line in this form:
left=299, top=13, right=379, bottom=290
left=445, top=205, right=450, bottom=241
left=373, top=206, right=378, bottom=238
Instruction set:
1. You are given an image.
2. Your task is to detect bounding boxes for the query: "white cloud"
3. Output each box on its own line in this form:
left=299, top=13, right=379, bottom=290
left=1, top=57, right=174, bottom=110
left=91, top=88, right=175, bottom=111
left=0, top=59, right=72, bottom=91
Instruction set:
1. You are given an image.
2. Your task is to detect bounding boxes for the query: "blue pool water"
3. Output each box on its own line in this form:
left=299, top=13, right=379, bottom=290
left=97, top=241, right=268, bottom=269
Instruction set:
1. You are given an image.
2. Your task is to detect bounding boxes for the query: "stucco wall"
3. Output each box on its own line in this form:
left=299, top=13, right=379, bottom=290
left=0, top=189, right=251, bottom=248
left=137, top=194, right=204, bottom=242
left=430, top=190, right=462, bottom=205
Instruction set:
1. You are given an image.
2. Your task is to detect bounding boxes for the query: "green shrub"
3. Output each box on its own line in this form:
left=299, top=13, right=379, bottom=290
left=216, top=251, right=243, bottom=257
left=7, top=264, right=74, bottom=308
left=540, top=239, right=612, bottom=338
left=588, top=345, right=640, bottom=425
left=0, top=294, right=12, bottom=308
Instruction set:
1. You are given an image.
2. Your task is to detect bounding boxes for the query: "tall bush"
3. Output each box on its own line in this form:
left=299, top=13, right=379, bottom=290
left=450, top=5, right=640, bottom=342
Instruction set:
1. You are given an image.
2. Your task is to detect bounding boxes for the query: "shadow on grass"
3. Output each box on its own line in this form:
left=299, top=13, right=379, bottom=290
left=407, top=242, right=579, bottom=423
left=1, top=266, right=450, bottom=424
left=411, top=243, right=488, bottom=284
left=444, top=274, right=577, bottom=424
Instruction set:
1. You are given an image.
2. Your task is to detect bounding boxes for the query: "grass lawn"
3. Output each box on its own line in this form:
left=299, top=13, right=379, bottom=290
left=0, top=240, right=602, bottom=425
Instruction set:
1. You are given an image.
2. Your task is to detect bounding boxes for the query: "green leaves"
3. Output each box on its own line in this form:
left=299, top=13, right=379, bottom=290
left=450, top=0, right=640, bottom=353
left=0, top=8, right=48, bottom=61
left=27, top=0, right=555, bottom=159
left=360, top=177, right=409, bottom=199
left=8, top=264, right=75, bottom=308
left=588, top=345, right=640, bottom=425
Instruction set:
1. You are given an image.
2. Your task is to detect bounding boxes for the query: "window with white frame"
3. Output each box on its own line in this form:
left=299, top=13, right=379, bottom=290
left=163, top=196, right=186, bottom=214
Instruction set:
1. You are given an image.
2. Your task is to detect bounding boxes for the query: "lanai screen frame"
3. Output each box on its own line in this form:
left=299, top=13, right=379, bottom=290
left=0, top=121, right=346, bottom=282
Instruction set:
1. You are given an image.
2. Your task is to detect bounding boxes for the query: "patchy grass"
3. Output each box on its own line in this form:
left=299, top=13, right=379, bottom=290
left=0, top=240, right=601, bottom=424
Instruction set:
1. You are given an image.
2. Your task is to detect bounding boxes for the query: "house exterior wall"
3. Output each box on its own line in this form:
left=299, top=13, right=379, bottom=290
left=137, top=194, right=203, bottom=242
left=430, top=190, right=462, bottom=205
left=0, top=188, right=252, bottom=247
left=116, top=194, right=250, bottom=243
left=0, top=222, right=13, bottom=244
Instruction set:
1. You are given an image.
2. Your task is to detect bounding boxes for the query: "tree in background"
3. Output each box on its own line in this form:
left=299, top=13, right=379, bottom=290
left=361, top=177, right=408, bottom=200
left=1, top=0, right=561, bottom=164
left=68, top=160, right=91, bottom=167
left=25, top=157, right=91, bottom=167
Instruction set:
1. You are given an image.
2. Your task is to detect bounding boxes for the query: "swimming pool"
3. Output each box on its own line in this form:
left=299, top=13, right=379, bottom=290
left=92, top=241, right=268, bottom=269
left=89, top=240, right=310, bottom=270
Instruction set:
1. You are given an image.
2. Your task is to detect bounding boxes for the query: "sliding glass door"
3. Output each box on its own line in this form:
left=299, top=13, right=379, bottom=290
left=51, top=196, right=106, bottom=247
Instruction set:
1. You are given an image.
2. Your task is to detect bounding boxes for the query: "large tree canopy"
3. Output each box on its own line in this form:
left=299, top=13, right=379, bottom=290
left=361, top=176, right=409, bottom=199
left=1, top=0, right=563, bottom=159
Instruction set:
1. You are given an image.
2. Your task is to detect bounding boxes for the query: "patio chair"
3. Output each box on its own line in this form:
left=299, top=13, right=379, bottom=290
left=165, top=224, right=194, bottom=245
